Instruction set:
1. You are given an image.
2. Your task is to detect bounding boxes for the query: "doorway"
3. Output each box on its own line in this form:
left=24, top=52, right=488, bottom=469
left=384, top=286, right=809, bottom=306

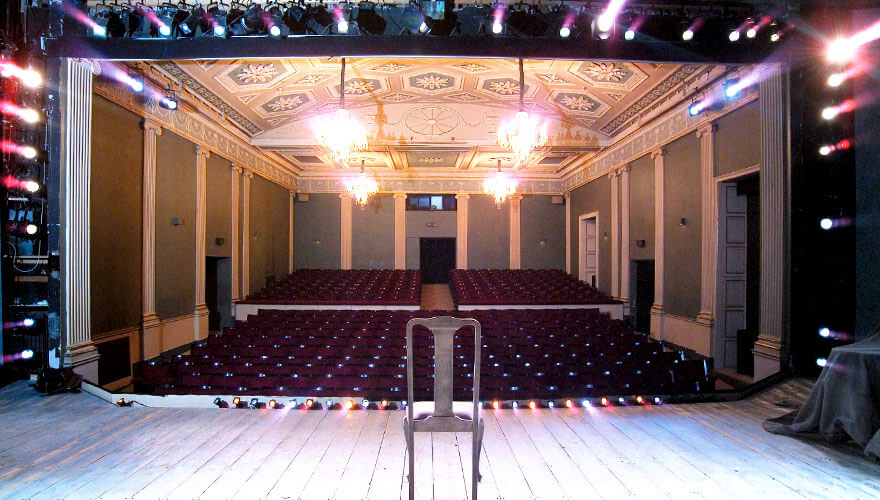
left=206, top=257, right=232, bottom=332
left=420, top=238, right=456, bottom=284
left=578, top=212, right=599, bottom=287
left=715, top=172, right=760, bottom=374
left=632, top=260, right=655, bottom=334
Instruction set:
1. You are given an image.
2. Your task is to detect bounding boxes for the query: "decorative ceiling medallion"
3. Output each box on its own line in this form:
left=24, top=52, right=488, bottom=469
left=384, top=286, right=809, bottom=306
left=448, top=93, right=482, bottom=102
left=573, top=61, right=648, bottom=91
left=291, top=74, right=332, bottom=86
left=537, top=74, right=570, bottom=85
left=215, top=59, right=296, bottom=93
left=555, top=93, right=601, bottom=112
left=454, top=62, right=492, bottom=73
left=236, top=63, right=279, bottom=84
left=411, top=73, right=452, bottom=91
left=380, top=93, right=416, bottom=102
left=371, top=62, right=412, bottom=73
left=262, top=93, right=310, bottom=114
left=404, top=106, right=459, bottom=136
left=483, top=78, right=524, bottom=96
left=336, top=78, right=382, bottom=97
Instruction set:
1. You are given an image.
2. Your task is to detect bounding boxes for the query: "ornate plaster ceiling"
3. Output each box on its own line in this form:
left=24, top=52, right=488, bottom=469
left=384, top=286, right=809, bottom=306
left=143, top=57, right=726, bottom=179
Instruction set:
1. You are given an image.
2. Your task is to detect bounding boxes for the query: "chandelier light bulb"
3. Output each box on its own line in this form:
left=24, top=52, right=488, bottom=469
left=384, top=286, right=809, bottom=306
left=345, top=161, right=379, bottom=208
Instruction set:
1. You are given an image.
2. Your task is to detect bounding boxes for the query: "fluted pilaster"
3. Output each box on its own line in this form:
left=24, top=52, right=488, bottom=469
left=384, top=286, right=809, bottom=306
left=564, top=192, right=572, bottom=275
left=61, top=59, right=99, bottom=380
left=650, top=148, right=666, bottom=338
left=619, top=165, right=631, bottom=311
left=194, top=147, right=210, bottom=341
left=241, top=171, right=253, bottom=297
left=697, top=123, right=717, bottom=327
left=230, top=165, right=242, bottom=302
left=340, top=193, right=352, bottom=269
left=509, top=194, right=522, bottom=269
left=141, top=119, right=162, bottom=358
left=609, top=170, right=620, bottom=300
left=755, top=65, right=789, bottom=379
left=289, top=191, right=295, bottom=273
left=456, top=194, right=469, bottom=269
left=393, top=193, right=407, bottom=269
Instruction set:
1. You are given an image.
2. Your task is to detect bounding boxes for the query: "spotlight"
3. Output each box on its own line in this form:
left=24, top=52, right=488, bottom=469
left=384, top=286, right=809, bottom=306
left=826, top=37, right=858, bottom=64
left=213, top=24, right=226, bottom=37
left=596, top=12, right=614, bottom=33
left=214, top=397, right=229, bottom=408
left=624, top=29, right=635, bottom=40
left=819, top=146, right=832, bottom=156
left=116, top=398, right=133, bottom=407
left=354, top=3, right=386, bottom=35
left=600, top=397, right=609, bottom=407
left=159, top=24, right=172, bottom=37
left=827, top=73, right=845, bottom=87
left=345, top=400, right=354, bottom=410
left=636, top=396, right=644, bottom=405
left=268, top=399, right=278, bottom=409
left=528, top=401, right=537, bottom=409
left=336, top=20, right=348, bottom=34
left=688, top=103, right=702, bottom=116
left=654, top=397, right=662, bottom=405
left=306, top=398, right=314, bottom=408
left=93, top=25, right=107, bottom=38
left=25, top=224, right=38, bottom=235
left=21, top=349, right=33, bottom=359
left=361, top=399, right=369, bottom=408
left=492, top=400, right=500, bottom=409
left=232, top=396, right=241, bottom=407
left=582, top=399, right=591, bottom=407
left=682, top=29, right=694, bottom=41
left=729, top=30, right=740, bottom=42
left=548, top=401, right=555, bottom=408
left=492, top=20, right=503, bottom=34
left=229, top=4, right=266, bottom=35
left=770, top=32, right=781, bottom=42
left=821, top=107, right=837, bottom=120
left=511, top=401, right=519, bottom=409
left=159, top=89, right=178, bottom=111
left=559, top=26, right=570, bottom=38
left=819, top=327, right=831, bottom=338
left=269, top=24, right=282, bottom=37
left=565, top=399, right=573, bottom=408
left=249, top=398, right=259, bottom=408
left=380, top=399, right=388, bottom=408
left=820, top=218, right=833, bottom=230
left=816, top=357, right=828, bottom=368
left=22, top=318, right=35, bottom=327
left=746, top=27, right=757, bottom=38
left=618, top=397, right=625, bottom=405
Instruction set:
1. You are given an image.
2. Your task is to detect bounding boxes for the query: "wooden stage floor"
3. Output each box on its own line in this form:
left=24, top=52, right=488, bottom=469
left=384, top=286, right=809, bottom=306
left=0, top=378, right=878, bottom=500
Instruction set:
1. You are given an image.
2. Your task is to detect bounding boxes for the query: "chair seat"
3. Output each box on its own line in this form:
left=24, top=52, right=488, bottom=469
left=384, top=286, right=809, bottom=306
left=411, top=401, right=475, bottom=421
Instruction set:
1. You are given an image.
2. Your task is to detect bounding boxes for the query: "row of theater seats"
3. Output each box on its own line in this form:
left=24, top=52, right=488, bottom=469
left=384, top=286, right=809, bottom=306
left=136, top=309, right=711, bottom=399
left=241, top=269, right=421, bottom=305
left=450, top=269, right=621, bottom=305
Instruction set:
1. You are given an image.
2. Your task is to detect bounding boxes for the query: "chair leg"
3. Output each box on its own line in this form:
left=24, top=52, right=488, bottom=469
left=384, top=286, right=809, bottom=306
left=472, top=419, right=485, bottom=500
left=404, top=419, right=414, bottom=500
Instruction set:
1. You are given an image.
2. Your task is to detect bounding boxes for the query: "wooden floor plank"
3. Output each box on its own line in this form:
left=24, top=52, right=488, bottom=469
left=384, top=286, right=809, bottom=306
left=479, top=411, right=533, bottom=500
left=298, top=409, right=370, bottom=499
left=337, top=410, right=391, bottom=500
left=493, top=409, right=565, bottom=500
left=366, top=410, right=407, bottom=500
left=431, top=432, right=468, bottom=500
left=456, top=431, right=501, bottom=500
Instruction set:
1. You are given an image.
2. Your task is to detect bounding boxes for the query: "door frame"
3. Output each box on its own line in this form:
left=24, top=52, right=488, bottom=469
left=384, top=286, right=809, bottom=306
left=578, top=212, right=599, bottom=287
left=712, top=165, right=760, bottom=367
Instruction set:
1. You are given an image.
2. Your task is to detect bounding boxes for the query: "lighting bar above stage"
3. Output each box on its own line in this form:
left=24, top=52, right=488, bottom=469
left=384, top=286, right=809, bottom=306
left=44, top=32, right=811, bottom=64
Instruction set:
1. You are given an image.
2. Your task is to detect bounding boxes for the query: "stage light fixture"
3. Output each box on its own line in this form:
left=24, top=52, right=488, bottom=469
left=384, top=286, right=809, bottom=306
left=232, top=396, right=241, bottom=406
left=654, top=397, right=662, bottom=404
left=636, top=396, right=644, bottom=405
left=345, top=400, right=354, bottom=410
left=268, top=399, right=278, bottom=409
left=354, top=3, right=386, bottom=35
left=596, top=12, right=614, bottom=33
left=582, top=399, right=591, bottom=407
left=528, top=400, right=537, bottom=409
left=511, top=401, right=519, bottom=409
left=682, top=28, right=694, bottom=41
left=548, top=401, right=555, bottom=408
left=492, top=400, right=500, bottom=409
left=559, top=26, right=570, bottom=37
left=729, top=29, right=740, bottom=42
left=746, top=26, right=757, bottom=38
left=723, top=80, right=740, bottom=98
left=827, top=73, right=844, bottom=87
left=362, top=399, right=369, bottom=408
left=269, top=24, right=282, bottom=37
left=214, top=397, right=229, bottom=408
left=249, top=398, right=259, bottom=408
left=380, top=399, right=388, bottom=408
left=22, top=318, right=35, bottom=327
left=624, top=28, right=635, bottom=40
left=819, top=327, right=831, bottom=338
left=826, top=37, right=858, bottom=64
left=21, top=349, right=34, bottom=359
left=229, top=4, right=266, bottom=35
left=306, top=398, right=314, bottom=408
left=820, top=218, right=833, bottom=230
left=816, top=357, right=827, bottom=367
left=688, top=103, right=702, bottom=116
left=618, top=397, right=625, bottom=405
left=600, top=397, right=609, bottom=407
left=565, top=399, right=573, bottom=408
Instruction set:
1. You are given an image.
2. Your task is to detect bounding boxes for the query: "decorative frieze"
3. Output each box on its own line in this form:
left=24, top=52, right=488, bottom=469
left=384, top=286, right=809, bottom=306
left=295, top=177, right=564, bottom=195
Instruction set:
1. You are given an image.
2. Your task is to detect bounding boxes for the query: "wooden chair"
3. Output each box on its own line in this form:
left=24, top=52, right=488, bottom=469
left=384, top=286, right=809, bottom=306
left=404, top=316, right=483, bottom=500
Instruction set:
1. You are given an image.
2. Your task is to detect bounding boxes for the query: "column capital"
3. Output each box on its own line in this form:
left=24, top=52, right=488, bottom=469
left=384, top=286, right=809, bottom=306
left=242, top=170, right=254, bottom=179
left=696, top=122, right=717, bottom=139
left=618, top=163, right=631, bottom=174
left=339, top=192, right=351, bottom=200
left=509, top=193, right=523, bottom=201
left=607, top=170, right=619, bottom=179
left=651, top=147, right=665, bottom=160
left=563, top=192, right=571, bottom=200
left=230, top=164, right=243, bottom=174
left=290, top=190, right=297, bottom=198
left=393, top=192, right=408, bottom=200
left=455, top=193, right=470, bottom=200
left=142, top=119, right=162, bottom=135
left=196, top=146, right=211, bottom=160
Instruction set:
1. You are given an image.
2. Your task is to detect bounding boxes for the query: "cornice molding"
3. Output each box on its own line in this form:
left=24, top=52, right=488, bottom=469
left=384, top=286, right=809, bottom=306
left=562, top=76, right=759, bottom=192
left=94, top=78, right=297, bottom=191
left=296, top=176, right=564, bottom=195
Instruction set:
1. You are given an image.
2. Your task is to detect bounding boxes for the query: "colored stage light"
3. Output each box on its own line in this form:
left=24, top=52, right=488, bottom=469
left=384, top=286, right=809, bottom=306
left=636, top=396, right=644, bottom=404
left=565, top=399, right=573, bottom=408
left=249, top=398, right=259, bottom=408
left=21, top=349, right=33, bottom=359
left=826, top=37, right=858, bottom=64
left=22, top=318, right=35, bottom=327
left=232, top=396, right=241, bottom=406
left=492, top=400, right=500, bottom=410
left=729, top=30, right=740, bottom=42
left=268, top=399, right=277, bottom=409
left=306, top=398, right=314, bottom=408
left=600, top=397, right=609, bottom=407
left=25, top=224, right=38, bottom=235
left=214, top=397, right=229, bottom=408
left=618, top=397, right=625, bottom=405
left=345, top=400, right=354, bottom=410
left=528, top=401, right=537, bottom=409
left=548, top=401, right=555, bottom=408
left=624, top=29, right=635, bottom=40
left=682, top=29, right=694, bottom=41
left=770, top=32, right=781, bottom=42
left=654, top=397, right=662, bottom=405
left=559, top=26, right=570, bottom=38
left=816, top=357, right=827, bottom=367
left=827, top=73, right=845, bottom=87
left=511, top=401, right=519, bottom=409
left=269, top=24, right=282, bottom=37
left=746, top=27, right=757, bottom=38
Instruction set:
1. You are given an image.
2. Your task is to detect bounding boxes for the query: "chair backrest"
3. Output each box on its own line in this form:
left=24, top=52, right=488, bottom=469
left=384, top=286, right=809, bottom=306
left=406, top=316, right=481, bottom=421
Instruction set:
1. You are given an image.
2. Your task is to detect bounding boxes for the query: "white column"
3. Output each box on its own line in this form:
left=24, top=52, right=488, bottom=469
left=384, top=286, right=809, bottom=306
left=60, top=59, right=99, bottom=380
left=609, top=170, right=620, bottom=300
left=340, top=193, right=352, bottom=269
left=230, top=165, right=241, bottom=303
left=241, top=170, right=252, bottom=297
left=393, top=193, right=407, bottom=269
left=509, top=194, right=522, bottom=269
left=697, top=123, right=717, bottom=329
left=565, top=192, right=572, bottom=275
left=289, top=190, right=295, bottom=274
left=141, top=119, right=162, bottom=359
left=650, top=148, right=666, bottom=339
left=755, top=65, right=789, bottom=379
left=455, top=194, right=469, bottom=269
left=619, top=165, right=631, bottom=313
left=194, top=147, right=210, bottom=341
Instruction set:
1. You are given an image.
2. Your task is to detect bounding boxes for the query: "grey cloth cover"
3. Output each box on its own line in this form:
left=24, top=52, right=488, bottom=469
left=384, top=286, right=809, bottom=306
left=764, top=333, right=880, bottom=458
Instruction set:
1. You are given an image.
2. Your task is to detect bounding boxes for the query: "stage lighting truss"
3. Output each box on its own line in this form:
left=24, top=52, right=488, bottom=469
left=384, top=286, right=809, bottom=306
left=81, top=1, right=786, bottom=44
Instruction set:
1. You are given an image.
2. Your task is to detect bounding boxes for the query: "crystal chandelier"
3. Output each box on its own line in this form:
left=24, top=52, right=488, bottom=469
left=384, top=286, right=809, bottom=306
left=496, top=59, right=548, bottom=166
left=313, top=58, right=368, bottom=167
left=483, top=158, right=517, bottom=207
left=345, top=159, right=379, bottom=208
